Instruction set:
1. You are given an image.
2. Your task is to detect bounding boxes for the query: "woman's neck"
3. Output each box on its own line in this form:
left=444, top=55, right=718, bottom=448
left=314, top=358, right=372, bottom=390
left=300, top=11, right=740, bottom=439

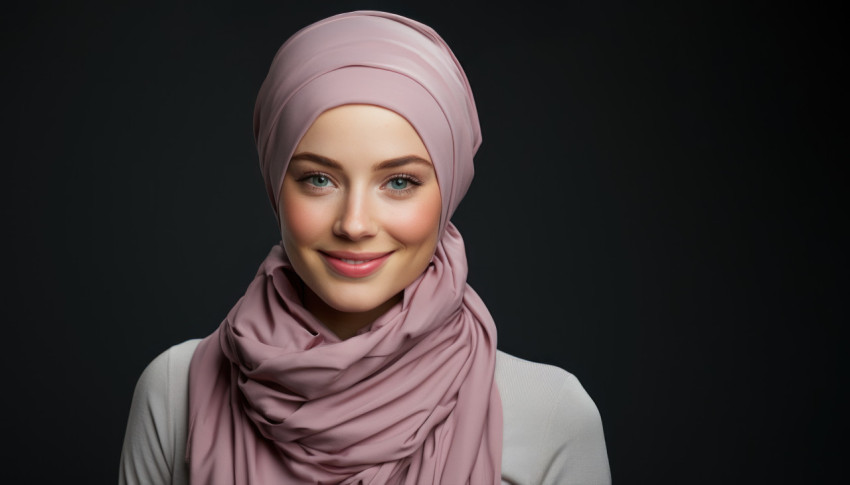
left=303, top=287, right=401, bottom=340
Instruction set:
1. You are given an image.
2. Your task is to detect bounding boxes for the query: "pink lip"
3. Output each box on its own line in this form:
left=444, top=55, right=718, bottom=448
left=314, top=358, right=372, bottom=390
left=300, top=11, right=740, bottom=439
left=319, top=250, right=393, bottom=278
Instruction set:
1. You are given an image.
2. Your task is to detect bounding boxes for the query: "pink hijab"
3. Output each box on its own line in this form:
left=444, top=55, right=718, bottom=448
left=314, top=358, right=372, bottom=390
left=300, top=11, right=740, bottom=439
left=187, top=11, right=502, bottom=484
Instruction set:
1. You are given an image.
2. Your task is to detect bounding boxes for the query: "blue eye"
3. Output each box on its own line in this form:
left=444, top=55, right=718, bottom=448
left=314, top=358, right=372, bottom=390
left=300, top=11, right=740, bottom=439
left=309, top=175, right=331, bottom=187
left=388, top=178, right=409, bottom=190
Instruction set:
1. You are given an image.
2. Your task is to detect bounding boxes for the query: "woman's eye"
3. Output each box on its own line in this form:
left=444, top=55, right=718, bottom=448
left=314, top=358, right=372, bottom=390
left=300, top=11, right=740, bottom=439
left=309, top=175, right=331, bottom=187
left=388, top=177, right=409, bottom=190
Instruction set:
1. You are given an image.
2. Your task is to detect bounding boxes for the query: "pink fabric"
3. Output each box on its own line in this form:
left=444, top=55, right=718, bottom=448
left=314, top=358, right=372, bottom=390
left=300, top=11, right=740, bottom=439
left=252, top=10, right=481, bottom=233
left=187, top=10, right=502, bottom=484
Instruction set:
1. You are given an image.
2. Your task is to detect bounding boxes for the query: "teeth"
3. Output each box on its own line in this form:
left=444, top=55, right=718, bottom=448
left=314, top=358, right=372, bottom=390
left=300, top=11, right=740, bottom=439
left=341, top=258, right=368, bottom=264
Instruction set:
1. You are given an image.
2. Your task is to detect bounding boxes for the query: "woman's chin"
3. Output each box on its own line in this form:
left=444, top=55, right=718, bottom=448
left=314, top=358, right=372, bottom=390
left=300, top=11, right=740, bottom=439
left=302, top=282, right=403, bottom=318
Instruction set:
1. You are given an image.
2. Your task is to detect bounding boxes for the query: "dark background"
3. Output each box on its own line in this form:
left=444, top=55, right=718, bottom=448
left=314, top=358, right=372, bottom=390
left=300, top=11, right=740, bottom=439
left=2, top=0, right=844, bottom=482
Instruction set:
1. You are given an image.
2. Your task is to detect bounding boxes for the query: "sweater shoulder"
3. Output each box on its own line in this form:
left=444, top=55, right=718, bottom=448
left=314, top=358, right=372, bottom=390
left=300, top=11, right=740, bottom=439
left=118, top=339, right=200, bottom=485
left=495, top=350, right=611, bottom=485
left=495, top=350, right=600, bottom=423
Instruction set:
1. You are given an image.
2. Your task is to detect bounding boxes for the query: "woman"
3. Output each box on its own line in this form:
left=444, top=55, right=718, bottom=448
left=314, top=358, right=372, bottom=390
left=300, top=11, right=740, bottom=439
left=120, top=11, right=610, bottom=485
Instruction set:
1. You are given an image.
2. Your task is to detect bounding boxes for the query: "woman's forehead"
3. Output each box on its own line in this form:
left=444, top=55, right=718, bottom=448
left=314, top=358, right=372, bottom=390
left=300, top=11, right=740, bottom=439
left=293, top=104, right=432, bottom=165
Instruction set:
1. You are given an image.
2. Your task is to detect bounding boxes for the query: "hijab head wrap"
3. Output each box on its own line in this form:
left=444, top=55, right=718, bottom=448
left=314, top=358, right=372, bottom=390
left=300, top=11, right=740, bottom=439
left=188, top=11, right=502, bottom=484
left=254, top=10, right=481, bottom=235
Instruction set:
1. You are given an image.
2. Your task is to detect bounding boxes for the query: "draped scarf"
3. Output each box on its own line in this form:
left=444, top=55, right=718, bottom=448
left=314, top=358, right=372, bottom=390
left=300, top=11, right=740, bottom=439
left=187, top=10, right=502, bottom=484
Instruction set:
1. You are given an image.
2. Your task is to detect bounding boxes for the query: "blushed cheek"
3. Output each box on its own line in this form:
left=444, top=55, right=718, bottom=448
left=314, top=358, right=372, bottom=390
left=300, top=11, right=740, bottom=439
left=280, top=185, right=327, bottom=246
left=390, top=188, right=442, bottom=249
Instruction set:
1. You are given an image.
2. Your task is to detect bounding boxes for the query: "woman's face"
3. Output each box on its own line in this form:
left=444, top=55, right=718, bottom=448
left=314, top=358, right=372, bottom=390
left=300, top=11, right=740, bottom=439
left=279, top=104, right=442, bottom=322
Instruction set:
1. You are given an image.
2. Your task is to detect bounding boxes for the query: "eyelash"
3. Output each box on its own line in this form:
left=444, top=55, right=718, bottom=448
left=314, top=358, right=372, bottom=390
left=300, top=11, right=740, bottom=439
left=297, top=172, right=336, bottom=192
left=296, top=171, right=423, bottom=195
left=382, top=174, right=423, bottom=195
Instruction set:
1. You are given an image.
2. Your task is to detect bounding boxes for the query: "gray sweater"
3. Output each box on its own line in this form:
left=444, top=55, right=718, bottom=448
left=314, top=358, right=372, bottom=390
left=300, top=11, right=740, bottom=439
left=119, top=339, right=610, bottom=484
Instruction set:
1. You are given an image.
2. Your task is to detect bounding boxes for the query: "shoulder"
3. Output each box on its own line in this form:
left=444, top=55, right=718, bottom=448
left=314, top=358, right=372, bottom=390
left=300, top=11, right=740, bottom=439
left=129, top=339, right=200, bottom=417
left=119, top=339, right=200, bottom=485
left=495, top=351, right=611, bottom=485
left=136, top=339, right=201, bottom=392
left=495, top=351, right=603, bottom=430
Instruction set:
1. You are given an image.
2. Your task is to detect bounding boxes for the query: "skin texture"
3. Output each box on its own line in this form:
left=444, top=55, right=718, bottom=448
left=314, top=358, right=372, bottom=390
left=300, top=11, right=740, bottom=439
left=278, top=104, right=442, bottom=339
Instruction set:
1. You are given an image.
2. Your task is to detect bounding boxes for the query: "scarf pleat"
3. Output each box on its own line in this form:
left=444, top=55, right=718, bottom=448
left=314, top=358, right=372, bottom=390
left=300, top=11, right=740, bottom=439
left=187, top=223, right=502, bottom=484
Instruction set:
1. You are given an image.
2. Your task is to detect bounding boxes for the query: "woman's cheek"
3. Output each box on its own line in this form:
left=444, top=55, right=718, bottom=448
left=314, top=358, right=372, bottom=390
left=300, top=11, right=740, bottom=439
left=282, top=190, right=331, bottom=244
left=386, top=190, right=442, bottom=246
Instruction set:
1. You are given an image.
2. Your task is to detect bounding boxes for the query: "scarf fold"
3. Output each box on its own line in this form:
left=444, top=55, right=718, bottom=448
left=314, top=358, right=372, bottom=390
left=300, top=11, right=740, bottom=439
left=187, top=223, right=502, bottom=484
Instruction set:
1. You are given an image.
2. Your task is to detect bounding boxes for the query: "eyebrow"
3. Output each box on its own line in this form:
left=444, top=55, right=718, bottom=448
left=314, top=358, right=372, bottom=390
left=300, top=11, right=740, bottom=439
left=290, top=152, right=432, bottom=171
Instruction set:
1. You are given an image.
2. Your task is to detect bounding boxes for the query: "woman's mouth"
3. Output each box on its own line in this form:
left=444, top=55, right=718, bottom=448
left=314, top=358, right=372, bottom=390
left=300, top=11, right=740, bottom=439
left=319, top=251, right=393, bottom=278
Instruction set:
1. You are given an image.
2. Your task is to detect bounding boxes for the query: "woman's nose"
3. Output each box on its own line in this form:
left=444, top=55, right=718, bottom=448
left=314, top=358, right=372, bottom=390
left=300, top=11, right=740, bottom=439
left=333, top=190, right=378, bottom=241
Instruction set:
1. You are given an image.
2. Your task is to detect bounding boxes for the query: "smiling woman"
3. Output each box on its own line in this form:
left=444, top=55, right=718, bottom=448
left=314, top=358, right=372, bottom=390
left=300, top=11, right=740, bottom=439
left=119, top=10, right=610, bottom=485
left=280, top=105, right=443, bottom=339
